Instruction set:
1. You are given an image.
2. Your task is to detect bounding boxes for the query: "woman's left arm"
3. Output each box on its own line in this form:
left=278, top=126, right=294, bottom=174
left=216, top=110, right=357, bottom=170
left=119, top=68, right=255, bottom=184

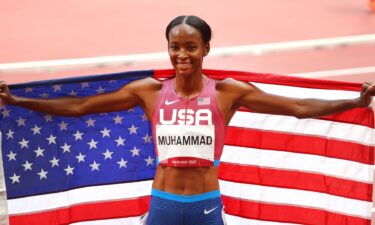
left=233, top=80, right=374, bottom=119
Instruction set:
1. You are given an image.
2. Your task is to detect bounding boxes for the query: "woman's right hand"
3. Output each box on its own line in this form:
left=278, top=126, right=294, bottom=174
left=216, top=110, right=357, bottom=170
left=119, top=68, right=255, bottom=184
left=0, top=81, right=15, bottom=105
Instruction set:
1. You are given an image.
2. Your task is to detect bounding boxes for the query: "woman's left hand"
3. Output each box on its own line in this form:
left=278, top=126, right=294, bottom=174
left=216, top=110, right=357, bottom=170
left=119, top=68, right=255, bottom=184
left=359, top=82, right=375, bottom=107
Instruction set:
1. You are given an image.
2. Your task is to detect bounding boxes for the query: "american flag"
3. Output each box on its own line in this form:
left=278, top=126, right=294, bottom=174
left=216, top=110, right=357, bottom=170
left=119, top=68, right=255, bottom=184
left=0, top=69, right=374, bottom=225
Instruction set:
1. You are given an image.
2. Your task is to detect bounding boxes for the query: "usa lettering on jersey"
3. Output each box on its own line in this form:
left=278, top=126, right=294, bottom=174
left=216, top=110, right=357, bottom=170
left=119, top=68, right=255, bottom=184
left=156, top=108, right=215, bottom=166
left=159, top=109, right=212, bottom=125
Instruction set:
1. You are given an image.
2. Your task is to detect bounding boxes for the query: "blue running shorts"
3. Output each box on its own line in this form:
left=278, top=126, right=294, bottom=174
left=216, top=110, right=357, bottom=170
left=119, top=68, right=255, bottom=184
left=140, top=188, right=227, bottom=225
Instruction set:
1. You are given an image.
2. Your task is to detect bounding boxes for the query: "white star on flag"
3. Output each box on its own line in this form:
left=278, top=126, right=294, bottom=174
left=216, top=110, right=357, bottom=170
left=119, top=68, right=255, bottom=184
left=6, top=151, right=17, bottom=161
left=96, top=86, right=106, bottom=93
left=142, top=133, right=152, bottom=143
left=46, top=134, right=57, bottom=144
left=115, top=136, right=125, bottom=146
left=113, top=115, right=123, bottom=124
left=102, top=149, right=114, bottom=160
left=145, top=155, right=155, bottom=166
left=73, top=130, right=84, bottom=140
left=25, top=87, right=33, bottom=93
left=52, top=84, right=62, bottom=92
left=90, top=161, right=100, bottom=171
left=50, top=157, right=60, bottom=167
left=61, top=143, right=72, bottom=153
left=69, top=90, right=78, bottom=96
left=76, top=153, right=86, bottom=163
left=1, top=109, right=10, bottom=118
left=117, top=158, right=128, bottom=168
left=9, top=173, right=21, bottom=184
left=86, top=118, right=95, bottom=127
left=22, top=161, right=33, bottom=171
left=31, top=125, right=42, bottom=135
left=130, top=146, right=140, bottom=157
left=87, top=139, right=98, bottom=149
left=34, top=146, right=45, bottom=157
left=19, top=138, right=29, bottom=149
left=16, top=117, right=26, bottom=127
left=44, top=114, right=53, bottom=122
left=128, top=124, right=139, bottom=134
left=100, top=128, right=111, bottom=138
left=6, top=129, right=14, bottom=139
left=64, top=165, right=74, bottom=175
left=141, top=114, right=148, bottom=121
left=81, top=82, right=89, bottom=88
left=40, top=93, right=49, bottom=98
left=59, top=121, right=68, bottom=131
left=37, top=169, right=48, bottom=180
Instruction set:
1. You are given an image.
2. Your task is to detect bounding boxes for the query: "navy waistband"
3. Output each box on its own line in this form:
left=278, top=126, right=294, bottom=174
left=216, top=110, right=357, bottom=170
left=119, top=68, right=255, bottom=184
left=151, top=188, right=221, bottom=203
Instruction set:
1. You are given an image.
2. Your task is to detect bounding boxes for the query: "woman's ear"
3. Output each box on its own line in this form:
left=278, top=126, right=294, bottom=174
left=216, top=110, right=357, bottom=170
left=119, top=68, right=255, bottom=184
left=204, top=42, right=210, bottom=57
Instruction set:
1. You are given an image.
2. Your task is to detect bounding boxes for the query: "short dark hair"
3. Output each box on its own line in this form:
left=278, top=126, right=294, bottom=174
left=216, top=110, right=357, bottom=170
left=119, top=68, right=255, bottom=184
left=165, top=15, right=212, bottom=43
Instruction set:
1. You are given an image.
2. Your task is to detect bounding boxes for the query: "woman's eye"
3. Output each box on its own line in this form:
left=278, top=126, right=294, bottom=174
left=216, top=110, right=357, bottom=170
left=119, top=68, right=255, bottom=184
left=188, top=46, right=197, bottom=51
left=170, top=45, right=179, bottom=50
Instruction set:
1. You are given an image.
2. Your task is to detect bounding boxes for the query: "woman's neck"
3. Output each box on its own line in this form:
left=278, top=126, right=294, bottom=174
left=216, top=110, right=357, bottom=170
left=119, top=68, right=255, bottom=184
left=174, top=72, right=206, bottom=99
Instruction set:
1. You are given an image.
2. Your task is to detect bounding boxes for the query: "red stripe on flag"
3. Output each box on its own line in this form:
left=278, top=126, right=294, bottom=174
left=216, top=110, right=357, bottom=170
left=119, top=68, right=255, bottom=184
left=153, top=69, right=363, bottom=91
left=222, top=195, right=371, bottom=225
left=225, top=127, right=374, bottom=164
left=9, top=196, right=150, bottom=225
left=219, top=162, right=372, bottom=201
left=316, top=109, right=374, bottom=128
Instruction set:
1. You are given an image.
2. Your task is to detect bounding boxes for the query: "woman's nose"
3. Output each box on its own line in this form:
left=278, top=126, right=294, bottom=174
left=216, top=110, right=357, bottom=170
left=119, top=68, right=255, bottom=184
left=177, top=49, right=188, bottom=58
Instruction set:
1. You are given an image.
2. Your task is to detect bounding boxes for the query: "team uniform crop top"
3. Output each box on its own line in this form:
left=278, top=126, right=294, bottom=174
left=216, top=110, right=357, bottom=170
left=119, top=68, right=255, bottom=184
left=151, top=77, right=226, bottom=167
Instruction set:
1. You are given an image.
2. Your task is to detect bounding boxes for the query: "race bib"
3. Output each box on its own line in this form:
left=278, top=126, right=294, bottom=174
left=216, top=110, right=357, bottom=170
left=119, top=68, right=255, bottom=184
left=156, top=124, right=215, bottom=167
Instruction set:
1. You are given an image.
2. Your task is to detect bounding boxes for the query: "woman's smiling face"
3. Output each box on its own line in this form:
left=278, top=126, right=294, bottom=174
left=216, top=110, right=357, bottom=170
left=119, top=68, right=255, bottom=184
left=168, top=24, right=210, bottom=77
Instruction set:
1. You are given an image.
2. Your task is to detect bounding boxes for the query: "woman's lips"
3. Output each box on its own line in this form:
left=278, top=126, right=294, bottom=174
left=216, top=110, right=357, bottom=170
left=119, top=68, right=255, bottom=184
left=176, top=63, right=192, bottom=69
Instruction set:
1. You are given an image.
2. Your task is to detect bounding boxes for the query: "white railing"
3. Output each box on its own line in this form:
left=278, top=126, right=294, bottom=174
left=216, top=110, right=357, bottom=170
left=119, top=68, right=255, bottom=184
left=1, top=34, right=375, bottom=73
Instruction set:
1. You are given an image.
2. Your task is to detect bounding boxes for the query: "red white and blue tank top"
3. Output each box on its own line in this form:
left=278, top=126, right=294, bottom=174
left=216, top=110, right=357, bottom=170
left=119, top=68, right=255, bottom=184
left=152, top=77, right=226, bottom=167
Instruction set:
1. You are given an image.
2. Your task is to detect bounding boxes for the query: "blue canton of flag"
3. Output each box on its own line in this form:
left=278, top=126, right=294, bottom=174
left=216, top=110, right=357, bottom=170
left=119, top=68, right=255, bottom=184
left=0, top=71, right=156, bottom=199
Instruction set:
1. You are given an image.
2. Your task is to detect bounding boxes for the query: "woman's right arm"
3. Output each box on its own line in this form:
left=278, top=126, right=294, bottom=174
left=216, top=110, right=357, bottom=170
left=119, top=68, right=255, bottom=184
left=0, top=78, right=159, bottom=117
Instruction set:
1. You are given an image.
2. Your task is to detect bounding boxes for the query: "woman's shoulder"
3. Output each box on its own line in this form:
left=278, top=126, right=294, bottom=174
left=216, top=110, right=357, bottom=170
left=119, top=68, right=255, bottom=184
left=215, top=77, right=252, bottom=91
left=128, top=77, right=163, bottom=91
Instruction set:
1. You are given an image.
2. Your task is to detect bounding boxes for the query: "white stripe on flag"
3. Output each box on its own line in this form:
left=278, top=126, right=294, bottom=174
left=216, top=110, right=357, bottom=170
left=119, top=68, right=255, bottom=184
left=252, top=82, right=359, bottom=100
left=7, top=180, right=153, bottom=214
left=220, top=180, right=372, bottom=218
left=229, top=111, right=375, bottom=146
left=221, top=145, right=373, bottom=183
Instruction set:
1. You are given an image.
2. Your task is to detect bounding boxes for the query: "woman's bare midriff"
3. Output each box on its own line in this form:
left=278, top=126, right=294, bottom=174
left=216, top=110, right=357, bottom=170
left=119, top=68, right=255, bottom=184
left=152, top=165, right=220, bottom=195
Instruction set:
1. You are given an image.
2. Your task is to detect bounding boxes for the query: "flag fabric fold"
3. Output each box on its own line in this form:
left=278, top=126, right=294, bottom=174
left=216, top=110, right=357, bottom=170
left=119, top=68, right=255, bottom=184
left=0, top=131, right=10, bottom=225
left=0, top=69, right=374, bottom=225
